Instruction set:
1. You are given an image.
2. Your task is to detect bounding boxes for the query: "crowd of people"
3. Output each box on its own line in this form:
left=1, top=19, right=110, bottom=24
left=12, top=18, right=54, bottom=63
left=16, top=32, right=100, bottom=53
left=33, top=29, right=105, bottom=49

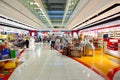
left=21, top=33, right=95, bottom=57
left=49, top=34, right=70, bottom=50
left=50, top=34, right=95, bottom=57
left=39, top=34, right=95, bottom=57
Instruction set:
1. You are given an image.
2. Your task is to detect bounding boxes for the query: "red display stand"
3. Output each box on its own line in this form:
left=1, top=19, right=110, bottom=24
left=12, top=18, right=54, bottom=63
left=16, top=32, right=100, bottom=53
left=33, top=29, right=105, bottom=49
left=103, top=38, right=120, bottom=58
left=107, top=39, right=118, bottom=51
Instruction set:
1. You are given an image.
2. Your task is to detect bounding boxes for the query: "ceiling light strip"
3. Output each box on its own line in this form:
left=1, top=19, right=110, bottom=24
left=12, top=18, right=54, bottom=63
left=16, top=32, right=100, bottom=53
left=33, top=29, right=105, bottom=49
left=72, top=3, right=120, bottom=29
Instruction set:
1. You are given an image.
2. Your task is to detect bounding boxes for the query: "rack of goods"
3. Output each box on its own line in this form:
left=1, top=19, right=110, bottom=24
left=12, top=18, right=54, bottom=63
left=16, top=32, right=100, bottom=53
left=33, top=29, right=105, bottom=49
left=0, top=49, right=19, bottom=80
left=0, top=35, right=8, bottom=47
left=93, top=39, right=98, bottom=48
left=93, top=38, right=103, bottom=50
left=115, top=31, right=120, bottom=37
left=0, top=34, right=19, bottom=80
left=109, top=31, right=115, bottom=38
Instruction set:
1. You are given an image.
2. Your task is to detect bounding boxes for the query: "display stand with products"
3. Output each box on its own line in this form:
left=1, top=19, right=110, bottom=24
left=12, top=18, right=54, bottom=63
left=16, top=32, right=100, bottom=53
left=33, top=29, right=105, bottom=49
left=93, top=38, right=103, bottom=50
left=0, top=30, right=28, bottom=79
left=107, top=39, right=118, bottom=51
left=0, top=34, right=20, bottom=80
left=93, top=39, right=98, bottom=48
left=0, top=48, right=22, bottom=80
left=101, top=30, right=120, bottom=58
left=0, top=35, right=8, bottom=47
left=71, top=42, right=82, bottom=57
left=115, top=31, right=120, bottom=37
left=0, top=32, right=27, bottom=80
left=103, top=38, right=120, bottom=58
left=109, top=31, right=115, bottom=38
left=84, top=40, right=95, bottom=56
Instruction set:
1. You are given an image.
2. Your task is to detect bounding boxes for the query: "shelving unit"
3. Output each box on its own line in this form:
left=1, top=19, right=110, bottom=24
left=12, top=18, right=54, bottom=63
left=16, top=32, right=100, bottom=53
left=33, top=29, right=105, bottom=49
left=107, top=31, right=120, bottom=38
left=109, top=31, right=115, bottom=37
left=93, top=39, right=98, bottom=48
left=0, top=58, right=15, bottom=62
left=115, top=31, right=120, bottom=37
left=93, top=38, right=103, bottom=49
left=0, top=35, right=8, bottom=46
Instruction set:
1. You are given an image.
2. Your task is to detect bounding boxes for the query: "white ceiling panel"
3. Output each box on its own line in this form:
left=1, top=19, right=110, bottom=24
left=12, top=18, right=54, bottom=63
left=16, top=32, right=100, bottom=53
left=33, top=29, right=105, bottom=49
left=0, top=0, right=119, bottom=30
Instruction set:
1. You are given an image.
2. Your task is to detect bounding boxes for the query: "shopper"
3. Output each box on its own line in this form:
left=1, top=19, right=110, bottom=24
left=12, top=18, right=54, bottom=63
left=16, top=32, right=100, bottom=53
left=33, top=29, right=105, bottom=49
left=55, top=37, right=60, bottom=50
left=25, top=39, right=29, bottom=48
left=39, top=37, right=42, bottom=42
left=50, top=34, right=56, bottom=49
left=89, top=40, right=95, bottom=56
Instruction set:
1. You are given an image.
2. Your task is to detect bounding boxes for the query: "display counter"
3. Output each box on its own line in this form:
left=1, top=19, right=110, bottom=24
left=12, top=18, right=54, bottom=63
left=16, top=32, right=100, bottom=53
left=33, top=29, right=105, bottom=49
left=0, top=48, right=25, bottom=80
left=104, top=38, right=120, bottom=58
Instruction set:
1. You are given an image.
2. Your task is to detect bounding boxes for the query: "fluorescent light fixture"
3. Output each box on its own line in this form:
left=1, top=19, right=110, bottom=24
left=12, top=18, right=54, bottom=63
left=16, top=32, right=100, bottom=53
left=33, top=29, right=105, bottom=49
left=30, top=2, right=34, bottom=5
left=34, top=8, right=40, bottom=9
left=34, top=2, right=40, bottom=7
left=30, top=2, right=39, bottom=7
left=19, top=0, right=53, bottom=28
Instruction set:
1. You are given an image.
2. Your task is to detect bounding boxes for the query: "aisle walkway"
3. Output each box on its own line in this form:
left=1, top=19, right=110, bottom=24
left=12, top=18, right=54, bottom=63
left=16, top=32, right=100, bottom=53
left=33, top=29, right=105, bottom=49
left=9, top=43, right=104, bottom=80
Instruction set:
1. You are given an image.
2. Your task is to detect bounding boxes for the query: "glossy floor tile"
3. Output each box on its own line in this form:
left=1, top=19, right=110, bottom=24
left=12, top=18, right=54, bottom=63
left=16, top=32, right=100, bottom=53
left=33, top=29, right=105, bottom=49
left=74, top=49, right=120, bottom=76
left=9, top=43, right=104, bottom=80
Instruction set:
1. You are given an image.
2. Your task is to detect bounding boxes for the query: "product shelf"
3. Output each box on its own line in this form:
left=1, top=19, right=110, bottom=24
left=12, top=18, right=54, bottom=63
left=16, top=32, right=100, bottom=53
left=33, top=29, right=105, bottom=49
left=0, top=58, right=16, bottom=62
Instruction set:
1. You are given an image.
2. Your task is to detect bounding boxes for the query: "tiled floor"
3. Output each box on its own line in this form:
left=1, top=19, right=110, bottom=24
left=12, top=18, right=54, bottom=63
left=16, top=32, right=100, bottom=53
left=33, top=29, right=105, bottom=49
left=74, top=49, right=120, bottom=75
left=9, top=43, right=104, bottom=80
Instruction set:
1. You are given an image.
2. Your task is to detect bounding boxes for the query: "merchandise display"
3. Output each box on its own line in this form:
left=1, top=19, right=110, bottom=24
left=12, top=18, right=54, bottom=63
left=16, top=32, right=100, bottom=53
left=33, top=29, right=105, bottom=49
left=79, top=25, right=120, bottom=58
left=0, top=47, right=24, bottom=80
left=103, top=38, right=120, bottom=58
left=0, top=30, right=29, bottom=79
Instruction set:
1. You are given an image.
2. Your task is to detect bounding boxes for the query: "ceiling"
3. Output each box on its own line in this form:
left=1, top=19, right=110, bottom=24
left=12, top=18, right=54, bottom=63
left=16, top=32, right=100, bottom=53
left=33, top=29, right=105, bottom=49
left=41, top=0, right=79, bottom=28
left=42, top=0, right=66, bottom=28
left=18, top=0, right=79, bottom=28
left=0, top=0, right=119, bottom=31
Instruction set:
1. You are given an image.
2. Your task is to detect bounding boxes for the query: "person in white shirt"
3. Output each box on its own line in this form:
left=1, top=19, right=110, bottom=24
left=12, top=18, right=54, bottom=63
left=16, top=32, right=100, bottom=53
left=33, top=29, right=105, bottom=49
left=50, top=34, right=56, bottom=49
left=55, top=37, right=60, bottom=50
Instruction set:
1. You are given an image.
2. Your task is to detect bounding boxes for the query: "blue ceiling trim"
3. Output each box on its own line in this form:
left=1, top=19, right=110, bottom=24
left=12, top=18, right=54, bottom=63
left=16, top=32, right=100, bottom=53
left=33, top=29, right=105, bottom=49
left=47, top=11, right=64, bottom=14
left=49, top=15, right=63, bottom=18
